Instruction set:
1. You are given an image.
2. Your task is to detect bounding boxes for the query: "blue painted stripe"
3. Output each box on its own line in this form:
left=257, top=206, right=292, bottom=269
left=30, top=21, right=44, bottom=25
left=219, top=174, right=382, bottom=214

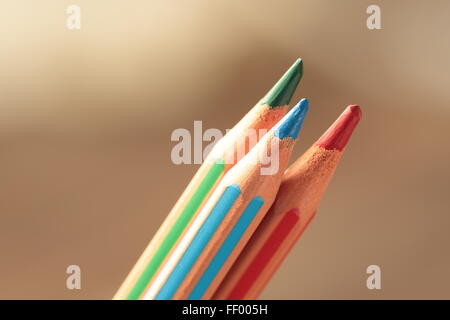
left=155, top=184, right=241, bottom=300
left=189, top=196, right=264, bottom=300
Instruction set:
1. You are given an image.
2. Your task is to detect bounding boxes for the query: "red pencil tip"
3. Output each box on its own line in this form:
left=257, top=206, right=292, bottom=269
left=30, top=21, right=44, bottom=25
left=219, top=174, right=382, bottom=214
left=314, top=105, right=362, bottom=151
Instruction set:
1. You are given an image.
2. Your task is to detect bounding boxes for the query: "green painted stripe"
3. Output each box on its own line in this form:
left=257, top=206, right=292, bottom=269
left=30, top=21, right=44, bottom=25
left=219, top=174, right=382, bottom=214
left=126, top=160, right=225, bottom=299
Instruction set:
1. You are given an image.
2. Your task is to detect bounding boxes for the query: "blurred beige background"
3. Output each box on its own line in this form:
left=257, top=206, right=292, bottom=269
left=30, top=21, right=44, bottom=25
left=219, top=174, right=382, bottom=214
left=1, top=0, right=449, bottom=299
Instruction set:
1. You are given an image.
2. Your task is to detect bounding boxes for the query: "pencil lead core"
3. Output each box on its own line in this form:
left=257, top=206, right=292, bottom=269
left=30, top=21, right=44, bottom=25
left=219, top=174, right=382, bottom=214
left=315, top=105, right=362, bottom=151
left=274, top=98, right=309, bottom=139
left=260, top=59, right=303, bottom=108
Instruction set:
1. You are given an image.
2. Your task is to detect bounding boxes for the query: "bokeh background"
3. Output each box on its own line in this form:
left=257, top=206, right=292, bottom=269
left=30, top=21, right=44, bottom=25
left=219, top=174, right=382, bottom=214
left=1, top=0, right=449, bottom=299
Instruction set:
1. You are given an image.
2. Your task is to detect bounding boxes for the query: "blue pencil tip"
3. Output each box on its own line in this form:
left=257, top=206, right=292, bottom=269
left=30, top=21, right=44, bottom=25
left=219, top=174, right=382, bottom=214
left=274, top=98, right=309, bottom=139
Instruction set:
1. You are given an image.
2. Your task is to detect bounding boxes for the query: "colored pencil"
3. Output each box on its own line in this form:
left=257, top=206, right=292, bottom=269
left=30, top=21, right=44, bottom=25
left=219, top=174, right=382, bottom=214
left=114, top=59, right=303, bottom=299
left=213, top=105, right=361, bottom=300
left=143, top=99, right=309, bottom=300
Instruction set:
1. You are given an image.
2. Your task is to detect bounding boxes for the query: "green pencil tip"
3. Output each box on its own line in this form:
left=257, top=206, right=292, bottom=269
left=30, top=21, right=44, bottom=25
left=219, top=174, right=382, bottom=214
left=260, top=59, right=303, bottom=108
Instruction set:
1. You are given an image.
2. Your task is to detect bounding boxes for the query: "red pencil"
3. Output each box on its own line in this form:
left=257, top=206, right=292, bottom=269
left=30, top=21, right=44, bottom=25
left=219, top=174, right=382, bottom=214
left=213, top=105, right=362, bottom=300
